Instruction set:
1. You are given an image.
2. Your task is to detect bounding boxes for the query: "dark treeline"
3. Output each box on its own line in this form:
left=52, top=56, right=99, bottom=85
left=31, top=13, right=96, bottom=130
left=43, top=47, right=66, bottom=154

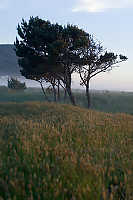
left=14, top=16, right=127, bottom=108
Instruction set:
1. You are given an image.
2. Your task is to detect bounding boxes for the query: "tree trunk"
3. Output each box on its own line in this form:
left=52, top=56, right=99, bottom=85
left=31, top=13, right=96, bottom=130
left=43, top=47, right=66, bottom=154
left=64, top=67, right=76, bottom=106
left=86, top=80, right=90, bottom=109
left=52, top=85, right=57, bottom=102
left=64, top=88, right=67, bottom=102
left=40, top=82, right=49, bottom=102
left=66, top=85, right=76, bottom=106
left=57, top=80, right=60, bottom=102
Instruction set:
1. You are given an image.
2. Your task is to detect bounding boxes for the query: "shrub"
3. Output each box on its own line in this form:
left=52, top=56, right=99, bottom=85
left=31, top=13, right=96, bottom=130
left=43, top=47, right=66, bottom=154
left=8, top=77, right=26, bottom=90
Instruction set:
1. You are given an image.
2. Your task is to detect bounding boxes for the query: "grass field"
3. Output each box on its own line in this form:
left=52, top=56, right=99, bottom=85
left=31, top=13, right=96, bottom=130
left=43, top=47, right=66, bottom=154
left=0, top=101, right=133, bottom=199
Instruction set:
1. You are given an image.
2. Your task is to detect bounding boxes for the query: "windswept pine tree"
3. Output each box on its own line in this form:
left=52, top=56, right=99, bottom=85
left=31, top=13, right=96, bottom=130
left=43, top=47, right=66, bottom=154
left=14, top=17, right=89, bottom=105
left=14, top=17, right=127, bottom=107
left=78, top=35, right=128, bottom=108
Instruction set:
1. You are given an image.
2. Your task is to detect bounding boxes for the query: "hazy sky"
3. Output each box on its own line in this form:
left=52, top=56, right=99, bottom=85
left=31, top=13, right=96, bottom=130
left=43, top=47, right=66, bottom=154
left=0, top=0, right=133, bottom=91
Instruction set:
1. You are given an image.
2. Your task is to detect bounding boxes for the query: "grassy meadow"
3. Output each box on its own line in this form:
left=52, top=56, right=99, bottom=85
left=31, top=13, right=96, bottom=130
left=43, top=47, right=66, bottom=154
left=0, top=100, right=133, bottom=199
left=0, top=87, right=133, bottom=199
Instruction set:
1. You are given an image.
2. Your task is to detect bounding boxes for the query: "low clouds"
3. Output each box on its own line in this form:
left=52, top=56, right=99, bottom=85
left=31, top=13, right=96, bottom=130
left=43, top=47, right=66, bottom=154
left=73, top=0, right=133, bottom=12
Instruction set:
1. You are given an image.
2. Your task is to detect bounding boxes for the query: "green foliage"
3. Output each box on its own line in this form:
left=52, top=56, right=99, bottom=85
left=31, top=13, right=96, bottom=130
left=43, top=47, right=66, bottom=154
left=14, top=16, right=90, bottom=105
left=14, top=16, right=88, bottom=79
left=8, top=77, right=26, bottom=90
left=0, top=102, right=133, bottom=199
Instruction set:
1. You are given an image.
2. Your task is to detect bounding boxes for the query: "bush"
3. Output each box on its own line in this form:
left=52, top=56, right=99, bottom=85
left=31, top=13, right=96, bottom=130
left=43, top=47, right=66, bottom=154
left=8, top=77, right=26, bottom=90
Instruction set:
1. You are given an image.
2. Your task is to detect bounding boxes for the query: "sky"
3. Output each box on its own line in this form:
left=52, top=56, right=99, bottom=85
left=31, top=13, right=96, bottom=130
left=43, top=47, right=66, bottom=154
left=0, top=0, right=133, bottom=91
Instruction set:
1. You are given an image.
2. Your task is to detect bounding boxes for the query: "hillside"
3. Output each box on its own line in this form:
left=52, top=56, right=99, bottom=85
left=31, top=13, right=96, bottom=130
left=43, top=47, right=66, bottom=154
left=0, top=44, right=20, bottom=75
left=0, top=102, right=133, bottom=199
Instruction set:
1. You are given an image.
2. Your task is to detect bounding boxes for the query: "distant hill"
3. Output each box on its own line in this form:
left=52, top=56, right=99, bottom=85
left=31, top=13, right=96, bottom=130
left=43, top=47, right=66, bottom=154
left=0, top=44, right=20, bottom=75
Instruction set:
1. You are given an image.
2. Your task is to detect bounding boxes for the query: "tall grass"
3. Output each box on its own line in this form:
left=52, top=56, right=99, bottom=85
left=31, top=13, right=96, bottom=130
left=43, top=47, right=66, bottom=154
left=0, top=102, right=133, bottom=199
